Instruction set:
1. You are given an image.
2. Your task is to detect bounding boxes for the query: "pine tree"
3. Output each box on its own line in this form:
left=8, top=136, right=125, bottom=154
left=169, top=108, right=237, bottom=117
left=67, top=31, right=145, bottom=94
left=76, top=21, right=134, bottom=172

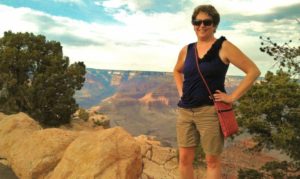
left=0, top=31, right=86, bottom=126
left=237, top=36, right=300, bottom=178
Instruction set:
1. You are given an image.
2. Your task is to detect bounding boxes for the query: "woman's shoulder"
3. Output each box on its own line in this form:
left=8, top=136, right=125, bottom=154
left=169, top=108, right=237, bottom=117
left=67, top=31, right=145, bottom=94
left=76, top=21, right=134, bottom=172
left=178, top=45, right=188, bottom=58
left=177, top=42, right=196, bottom=64
left=219, top=37, right=248, bottom=63
left=179, top=43, right=194, bottom=55
left=220, top=37, right=239, bottom=51
left=182, top=42, right=196, bottom=50
left=219, top=37, right=240, bottom=63
left=219, top=36, right=242, bottom=49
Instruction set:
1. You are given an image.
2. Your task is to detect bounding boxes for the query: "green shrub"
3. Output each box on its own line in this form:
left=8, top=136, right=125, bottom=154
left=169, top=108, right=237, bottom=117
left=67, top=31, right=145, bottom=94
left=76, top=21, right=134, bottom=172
left=78, top=108, right=89, bottom=121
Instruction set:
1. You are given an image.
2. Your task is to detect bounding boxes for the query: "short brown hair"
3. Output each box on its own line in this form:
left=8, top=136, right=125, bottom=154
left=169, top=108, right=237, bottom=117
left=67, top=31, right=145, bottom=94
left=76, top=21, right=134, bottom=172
left=192, top=5, right=220, bottom=27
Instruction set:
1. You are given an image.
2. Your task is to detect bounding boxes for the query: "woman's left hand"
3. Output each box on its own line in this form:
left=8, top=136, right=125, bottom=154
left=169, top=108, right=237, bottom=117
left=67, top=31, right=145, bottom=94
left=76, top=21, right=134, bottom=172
left=213, top=90, right=234, bottom=104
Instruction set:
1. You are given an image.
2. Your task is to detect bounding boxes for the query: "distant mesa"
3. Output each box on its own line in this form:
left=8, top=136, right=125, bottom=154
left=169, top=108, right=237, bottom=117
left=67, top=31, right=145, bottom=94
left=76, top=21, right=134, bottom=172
left=138, top=92, right=169, bottom=106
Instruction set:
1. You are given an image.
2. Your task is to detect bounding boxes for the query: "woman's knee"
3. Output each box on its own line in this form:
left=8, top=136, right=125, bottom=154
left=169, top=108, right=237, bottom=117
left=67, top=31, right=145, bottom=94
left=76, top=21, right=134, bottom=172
left=179, top=147, right=195, bottom=166
left=206, top=155, right=221, bottom=169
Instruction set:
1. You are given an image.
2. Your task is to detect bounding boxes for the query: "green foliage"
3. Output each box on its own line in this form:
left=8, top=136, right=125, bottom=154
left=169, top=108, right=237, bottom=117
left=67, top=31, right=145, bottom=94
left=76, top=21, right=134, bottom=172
left=238, top=168, right=264, bottom=179
left=0, top=31, right=86, bottom=126
left=93, top=118, right=110, bottom=128
left=259, top=36, right=300, bottom=77
left=237, top=71, right=300, bottom=177
left=237, top=36, right=300, bottom=177
left=238, top=71, right=300, bottom=154
left=78, top=108, right=89, bottom=121
left=239, top=161, right=300, bottom=178
left=93, top=120, right=103, bottom=126
left=261, top=161, right=296, bottom=178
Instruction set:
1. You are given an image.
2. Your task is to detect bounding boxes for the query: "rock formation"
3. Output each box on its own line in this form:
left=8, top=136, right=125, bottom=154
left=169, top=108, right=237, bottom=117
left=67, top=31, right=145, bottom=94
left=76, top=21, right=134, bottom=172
left=135, top=135, right=179, bottom=179
left=0, top=112, right=142, bottom=179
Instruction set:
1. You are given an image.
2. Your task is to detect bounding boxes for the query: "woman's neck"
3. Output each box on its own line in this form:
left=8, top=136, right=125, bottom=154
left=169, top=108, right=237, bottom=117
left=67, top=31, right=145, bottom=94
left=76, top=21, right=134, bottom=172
left=197, top=35, right=215, bottom=43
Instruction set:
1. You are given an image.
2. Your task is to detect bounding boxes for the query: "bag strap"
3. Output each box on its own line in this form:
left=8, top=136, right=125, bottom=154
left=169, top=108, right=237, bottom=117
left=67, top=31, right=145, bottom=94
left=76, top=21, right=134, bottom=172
left=193, top=43, right=215, bottom=103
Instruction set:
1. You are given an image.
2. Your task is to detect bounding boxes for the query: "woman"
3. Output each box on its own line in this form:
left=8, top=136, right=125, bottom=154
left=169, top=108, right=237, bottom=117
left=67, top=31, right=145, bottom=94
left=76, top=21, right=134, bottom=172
left=173, top=4, right=260, bottom=179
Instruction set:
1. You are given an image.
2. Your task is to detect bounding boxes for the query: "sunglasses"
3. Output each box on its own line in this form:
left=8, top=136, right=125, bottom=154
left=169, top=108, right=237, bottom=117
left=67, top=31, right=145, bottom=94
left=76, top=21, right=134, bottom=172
left=192, top=19, right=213, bottom=26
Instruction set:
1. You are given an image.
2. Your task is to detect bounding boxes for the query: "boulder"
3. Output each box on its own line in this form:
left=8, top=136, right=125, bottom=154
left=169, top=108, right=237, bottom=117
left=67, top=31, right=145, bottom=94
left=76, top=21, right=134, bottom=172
left=135, top=135, right=179, bottom=179
left=0, top=112, right=7, bottom=121
left=0, top=113, right=79, bottom=179
left=49, top=127, right=142, bottom=179
left=10, top=128, right=78, bottom=179
left=0, top=113, right=42, bottom=157
left=0, top=113, right=142, bottom=179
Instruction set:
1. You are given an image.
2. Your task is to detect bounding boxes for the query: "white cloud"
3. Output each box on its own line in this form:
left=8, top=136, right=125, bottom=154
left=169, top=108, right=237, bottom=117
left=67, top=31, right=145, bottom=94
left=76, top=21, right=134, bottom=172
left=53, top=0, right=84, bottom=5
left=0, top=4, right=188, bottom=72
left=0, top=2, right=299, bottom=75
left=0, top=5, right=40, bottom=33
left=189, top=0, right=300, bottom=15
left=232, top=19, right=300, bottom=42
left=100, top=0, right=153, bottom=12
left=94, top=1, right=101, bottom=6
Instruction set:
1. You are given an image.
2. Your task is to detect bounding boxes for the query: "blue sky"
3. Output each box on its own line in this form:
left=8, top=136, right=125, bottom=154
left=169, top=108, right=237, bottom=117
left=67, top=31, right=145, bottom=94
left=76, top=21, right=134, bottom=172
left=0, top=0, right=299, bottom=76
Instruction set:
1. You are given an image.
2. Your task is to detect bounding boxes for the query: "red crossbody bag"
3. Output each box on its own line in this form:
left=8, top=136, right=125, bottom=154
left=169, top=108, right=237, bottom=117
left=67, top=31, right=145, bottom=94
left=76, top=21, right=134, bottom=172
left=194, top=44, right=238, bottom=137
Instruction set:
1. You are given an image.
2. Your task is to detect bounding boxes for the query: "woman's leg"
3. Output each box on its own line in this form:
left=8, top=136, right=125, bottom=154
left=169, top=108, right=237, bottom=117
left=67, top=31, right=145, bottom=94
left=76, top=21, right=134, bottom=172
left=205, top=154, right=221, bottom=179
left=179, top=147, right=195, bottom=179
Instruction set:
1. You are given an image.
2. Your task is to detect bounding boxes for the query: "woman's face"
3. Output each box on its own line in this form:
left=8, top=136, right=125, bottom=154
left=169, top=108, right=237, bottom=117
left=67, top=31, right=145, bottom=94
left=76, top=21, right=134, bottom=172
left=193, top=12, right=215, bottom=39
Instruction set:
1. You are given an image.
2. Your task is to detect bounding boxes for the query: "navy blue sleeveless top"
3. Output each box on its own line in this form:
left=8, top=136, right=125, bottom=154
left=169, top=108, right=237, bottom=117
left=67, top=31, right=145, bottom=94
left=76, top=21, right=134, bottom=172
left=178, top=36, right=229, bottom=108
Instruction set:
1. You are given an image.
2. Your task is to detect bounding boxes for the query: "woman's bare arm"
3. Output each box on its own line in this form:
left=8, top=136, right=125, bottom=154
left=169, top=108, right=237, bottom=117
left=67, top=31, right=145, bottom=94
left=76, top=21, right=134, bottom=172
left=214, top=40, right=261, bottom=103
left=173, top=46, right=187, bottom=98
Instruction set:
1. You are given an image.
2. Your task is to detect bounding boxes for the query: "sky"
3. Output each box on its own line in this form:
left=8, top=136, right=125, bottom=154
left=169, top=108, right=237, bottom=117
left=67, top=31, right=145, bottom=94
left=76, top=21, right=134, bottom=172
left=0, top=0, right=299, bottom=76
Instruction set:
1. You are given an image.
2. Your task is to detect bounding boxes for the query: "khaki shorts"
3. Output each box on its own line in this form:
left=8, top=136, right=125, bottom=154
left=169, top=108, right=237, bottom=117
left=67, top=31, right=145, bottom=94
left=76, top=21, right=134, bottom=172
left=176, top=105, right=224, bottom=155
